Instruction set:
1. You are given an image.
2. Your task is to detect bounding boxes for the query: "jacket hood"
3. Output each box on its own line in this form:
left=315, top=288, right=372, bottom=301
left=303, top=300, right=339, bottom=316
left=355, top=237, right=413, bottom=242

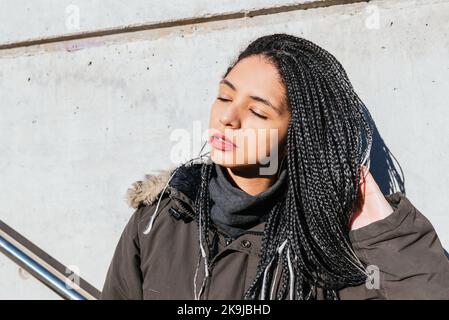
left=125, top=162, right=205, bottom=209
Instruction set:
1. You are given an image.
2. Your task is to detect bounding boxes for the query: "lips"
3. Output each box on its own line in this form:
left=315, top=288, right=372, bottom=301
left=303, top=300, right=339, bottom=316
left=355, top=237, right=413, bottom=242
left=210, top=132, right=236, bottom=151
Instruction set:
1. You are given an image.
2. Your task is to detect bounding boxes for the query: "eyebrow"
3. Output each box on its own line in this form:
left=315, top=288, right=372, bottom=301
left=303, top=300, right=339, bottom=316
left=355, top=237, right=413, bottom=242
left=219, top=78, right=281, bottom=115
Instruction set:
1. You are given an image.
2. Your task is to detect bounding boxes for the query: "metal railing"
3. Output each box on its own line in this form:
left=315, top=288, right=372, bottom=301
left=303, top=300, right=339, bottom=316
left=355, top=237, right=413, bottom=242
left=0, top=220, right=101, bottom=300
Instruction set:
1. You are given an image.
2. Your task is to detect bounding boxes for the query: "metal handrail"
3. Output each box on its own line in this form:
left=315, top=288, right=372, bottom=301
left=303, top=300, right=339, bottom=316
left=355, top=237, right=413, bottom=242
left=0, top=220, right=101, bottom=300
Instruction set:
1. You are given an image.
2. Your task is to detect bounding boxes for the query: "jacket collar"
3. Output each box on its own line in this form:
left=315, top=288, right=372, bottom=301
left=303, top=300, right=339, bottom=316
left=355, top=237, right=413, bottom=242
left=126, top=162, right=204, bottom=212
left=125, top=161, right=266, bottom=234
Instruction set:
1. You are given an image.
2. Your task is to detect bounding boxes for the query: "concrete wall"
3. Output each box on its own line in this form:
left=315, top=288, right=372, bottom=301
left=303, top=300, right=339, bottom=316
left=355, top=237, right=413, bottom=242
left=0, top=0, right=448, bottom=299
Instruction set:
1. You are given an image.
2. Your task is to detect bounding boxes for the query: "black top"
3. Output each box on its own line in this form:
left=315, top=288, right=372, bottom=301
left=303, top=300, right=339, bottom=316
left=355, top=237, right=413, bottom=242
left=208, top=162, right=287, bottom=239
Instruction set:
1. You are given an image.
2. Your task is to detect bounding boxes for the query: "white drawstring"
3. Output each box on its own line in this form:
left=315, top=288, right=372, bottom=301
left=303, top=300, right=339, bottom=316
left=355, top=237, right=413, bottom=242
left=260, top=256, right=275, bottom=300
left=142, top=150, right=211, bottom=235
left=193, top=249, right=202, bottom=299
left=194, top=204, right=210, bottom=300
left=193, top=147, right=212, bottom=300
left=269, top=239, right=288, bottom=299
left=142, top=169, right=177, bottom=235
left=270, top=240, right=287, bottom=300
left=260, top=239, right=288, bottom=300
left=286, top=246, right=295, bottom=300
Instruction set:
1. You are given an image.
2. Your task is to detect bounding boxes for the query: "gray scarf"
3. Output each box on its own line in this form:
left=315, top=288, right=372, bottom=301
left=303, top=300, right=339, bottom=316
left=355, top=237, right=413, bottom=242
left=208, top=162, right=287, bottom=239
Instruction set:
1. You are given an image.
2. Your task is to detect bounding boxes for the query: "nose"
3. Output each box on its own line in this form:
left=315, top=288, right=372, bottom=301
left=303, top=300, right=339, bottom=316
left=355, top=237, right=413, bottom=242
left=219, top=104, right=241, bottom=129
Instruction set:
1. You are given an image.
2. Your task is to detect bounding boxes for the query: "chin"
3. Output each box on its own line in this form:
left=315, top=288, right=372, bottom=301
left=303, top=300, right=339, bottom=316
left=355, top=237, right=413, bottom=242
left=210, top=150, right=242, bottom=168
left=210, top=151, right=257, bottom=169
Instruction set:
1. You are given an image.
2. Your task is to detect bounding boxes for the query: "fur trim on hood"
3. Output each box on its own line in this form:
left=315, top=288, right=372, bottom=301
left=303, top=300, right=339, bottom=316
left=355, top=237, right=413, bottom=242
left=125, top=167, right=175, bottom=209
left=125, top=162, right=205, bottom=209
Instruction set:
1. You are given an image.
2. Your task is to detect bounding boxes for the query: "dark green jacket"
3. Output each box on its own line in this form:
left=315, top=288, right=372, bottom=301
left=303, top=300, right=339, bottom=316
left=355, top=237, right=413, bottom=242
left=101, top=163, right=449, bottom=299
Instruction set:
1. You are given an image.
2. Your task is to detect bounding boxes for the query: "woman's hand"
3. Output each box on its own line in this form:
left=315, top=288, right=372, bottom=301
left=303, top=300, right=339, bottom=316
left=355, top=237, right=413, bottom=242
left=349, top=165, right=395, bottom=230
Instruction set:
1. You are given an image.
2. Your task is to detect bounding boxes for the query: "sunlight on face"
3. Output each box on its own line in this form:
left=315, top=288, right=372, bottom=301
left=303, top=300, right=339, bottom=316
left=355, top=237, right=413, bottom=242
left=208, top=55, right=291, bottom=173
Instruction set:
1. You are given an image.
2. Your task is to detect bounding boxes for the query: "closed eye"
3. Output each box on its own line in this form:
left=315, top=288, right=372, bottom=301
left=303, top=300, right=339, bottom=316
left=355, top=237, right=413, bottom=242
left=217, top=97, right=267, bottom=119
left=250, top=109, right=268, bottom=119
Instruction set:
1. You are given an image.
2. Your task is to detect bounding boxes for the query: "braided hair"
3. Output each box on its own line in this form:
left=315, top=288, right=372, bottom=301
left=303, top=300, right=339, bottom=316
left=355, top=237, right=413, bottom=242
left=193, top=33, right=374, bottom=300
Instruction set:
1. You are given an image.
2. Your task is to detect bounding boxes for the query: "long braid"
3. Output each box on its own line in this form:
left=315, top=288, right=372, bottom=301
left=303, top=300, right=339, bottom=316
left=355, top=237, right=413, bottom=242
left=194, top=33, right=373, bottom=299
left=193, top=159, right=214, bottom=300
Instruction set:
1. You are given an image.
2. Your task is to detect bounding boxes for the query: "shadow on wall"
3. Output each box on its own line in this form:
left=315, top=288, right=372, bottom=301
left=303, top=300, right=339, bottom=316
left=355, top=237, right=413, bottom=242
left=369, top=123, right=406, bottom=196
left=370, top=122, right=449, bottom=259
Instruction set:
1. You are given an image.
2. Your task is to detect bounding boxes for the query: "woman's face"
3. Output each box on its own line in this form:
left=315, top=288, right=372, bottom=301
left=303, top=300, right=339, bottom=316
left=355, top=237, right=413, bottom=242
left=208, top=54, right=291, bottom=174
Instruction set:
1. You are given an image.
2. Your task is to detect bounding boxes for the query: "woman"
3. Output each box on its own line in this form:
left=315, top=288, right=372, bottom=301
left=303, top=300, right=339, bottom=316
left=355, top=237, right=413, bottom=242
left=101, top=34, right=449, bottom=300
